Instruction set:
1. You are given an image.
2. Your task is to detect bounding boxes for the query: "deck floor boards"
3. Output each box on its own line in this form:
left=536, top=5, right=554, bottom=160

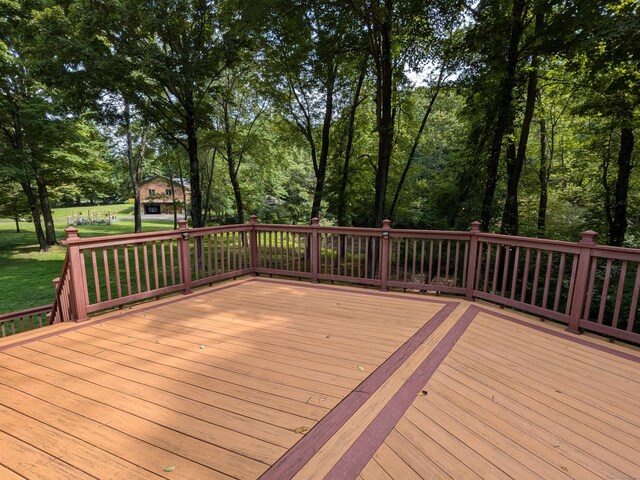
left=1, top=278, right=638, bottom=480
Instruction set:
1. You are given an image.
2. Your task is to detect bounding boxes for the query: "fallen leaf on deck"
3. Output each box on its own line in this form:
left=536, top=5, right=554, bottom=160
left=163, top=466, right=176, bottom=472
left=357, top=365, right=365, bottom=372
left=294, top=426, right=309, bottom=434
left=199, top=345, right=205, bottom=349
left=418, top=390, right=428, bottom=397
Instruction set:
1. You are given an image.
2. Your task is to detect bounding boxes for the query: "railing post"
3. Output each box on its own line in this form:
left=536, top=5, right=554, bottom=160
left=178, top=219, right=192, bottom=294
left=249, top=215, right=259, bottom=276
left=465, top=221, right=482, bottom=300
left=64, top=227, right=89, bottom=322
left=311, top=217, right=320, bottom=283
left=380, top=219, right=391, bottom=292
left=567, top=230, right=598, bottom=334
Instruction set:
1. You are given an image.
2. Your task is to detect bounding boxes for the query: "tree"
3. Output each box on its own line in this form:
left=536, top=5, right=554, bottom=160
left=0, top=180, right=30, bottom=232
left=63, top=0, right=250, bottom=227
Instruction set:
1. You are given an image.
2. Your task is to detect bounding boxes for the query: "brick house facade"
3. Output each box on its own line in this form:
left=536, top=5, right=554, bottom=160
left=139, top=176, right=190, bottom=215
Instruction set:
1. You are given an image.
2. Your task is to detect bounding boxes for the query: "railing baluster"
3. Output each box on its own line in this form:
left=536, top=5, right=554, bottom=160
left=437, top=240, right=443, bottom=283
left=124, top=245, right=132, bottom=295
left=474, top=241, right=484, bottom=291
left=553, top=253, right=566, bottom=312
left=228, top=232, right=232, bottom=273
left=207, top=235, right=212, bottom=277
left=583, top=258, right=598, bottom=320
left=612, top=260, right=627, bottom=328
left=161, top=241, right=168, bottom=287
left=510, top=246, right=520, bottom=300
left=401, top=238, right=407, bottom=282
left=428, top=240, right=434, bottom=284
left=412, top=239, right=417, bottom=283
left=542, top=251, right=553, bottom=309
left=233, top=232, right=238, bottom=272
left=483, top=243, right=492, bottom=293
left=531, top=249, right=541, bottom=306
left=520, top=248, right=531, bottom=303
left=169, top=240, right=176, bottom=285
left=491, top=244, right=501, bottom=295
left=142, top=243, right=151, bottom=291
left=113, top=246, right=122, bottom=299
left=445, top=240, right=451, bottom=283
left=152, top=241, right=159, bottom=290
left=91, top=249, right=101, bottom=303
left=564, top=256, right=579, bottom=315
left=454, top=241, right=460, bottom=287
left=101, top=249, right=112, bottom=301
left=597, top=259, right=613, bottom=324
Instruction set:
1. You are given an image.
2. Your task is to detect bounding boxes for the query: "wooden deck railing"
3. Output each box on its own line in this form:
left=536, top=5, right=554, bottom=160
left=0, top=305, right=52, bottom=338
left=14, top=216, right=640, bottom=344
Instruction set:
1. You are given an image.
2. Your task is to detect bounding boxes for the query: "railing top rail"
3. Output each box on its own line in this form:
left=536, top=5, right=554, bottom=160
left=188, top=224, right=251, bottom=235
left=590, top=243, right=640, bottom=260
left=68, top=229, right=181, bottom=249
left=388, top=228, right=472, bottom=239
left=478, top=232, right=583, bottom=252
left=0, top=304, right=52, bottom=322
left=254, top=224, right=314, bottom=233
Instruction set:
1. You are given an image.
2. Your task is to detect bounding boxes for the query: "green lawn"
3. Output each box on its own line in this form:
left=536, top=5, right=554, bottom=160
left=0, top=209, right=175, bottom=314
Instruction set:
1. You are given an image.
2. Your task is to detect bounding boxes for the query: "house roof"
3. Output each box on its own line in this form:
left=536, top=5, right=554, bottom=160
left=140, top=176, right=190, bottom=190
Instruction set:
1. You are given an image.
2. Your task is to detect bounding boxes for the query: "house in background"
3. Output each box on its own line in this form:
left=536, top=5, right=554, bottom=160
left=139, top=176, right=190, bottom=215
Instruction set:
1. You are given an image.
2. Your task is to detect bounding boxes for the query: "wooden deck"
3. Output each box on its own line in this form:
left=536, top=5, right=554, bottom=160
left=0, top=278, right=638, bottom=479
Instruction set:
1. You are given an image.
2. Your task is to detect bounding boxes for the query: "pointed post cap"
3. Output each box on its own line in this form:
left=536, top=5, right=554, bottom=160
left=580, top=230, right=598, bottom=246
left=311, top=217, right=320, bottom=226
left=177, top=219, right=188, bottom=230
left=470, top=221, right=482, bottom=232
left=65, top=226, right=79, bottom=240
left=249, top=215, right=258, bottom=224
left=382, top=219, right=392, bottom=230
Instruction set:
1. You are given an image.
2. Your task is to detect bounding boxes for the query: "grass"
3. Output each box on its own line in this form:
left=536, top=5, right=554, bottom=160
left=0, top=207, right=175, bottom=314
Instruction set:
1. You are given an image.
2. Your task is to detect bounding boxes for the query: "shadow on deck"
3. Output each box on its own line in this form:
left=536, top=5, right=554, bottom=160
left=0, top=278, right=638, bottom=479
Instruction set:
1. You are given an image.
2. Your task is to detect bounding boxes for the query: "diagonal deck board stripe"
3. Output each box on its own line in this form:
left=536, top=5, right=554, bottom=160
left=325, top=305, right=478, bottom=479
left=259, top=301, right=457, bottom=480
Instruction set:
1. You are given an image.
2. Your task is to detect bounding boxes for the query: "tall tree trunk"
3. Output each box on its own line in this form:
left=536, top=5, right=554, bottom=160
left=311, top=62, right=338, bottom=220
left=184, top=89, right=202, bottom=227
left=222, top=102, right=245, bottom=224
left=389, top=66, right=445, bottom=219
left=125, top=102, right=144, bottom=233
left=203, top=148, right=216, bottom=224
left=501, top=12, right=542, bottom=236
left=609, top=127, right=634, bottom=246
left=480, top=0, right=527, bottom=231
left=371, top=0, right=394, bottom=228
left=14, top=216, right=20, bottom=233
left=176, top=157, right=188, bottom=220
left=20, top=180, right=47, bottom=251
left=35, top=171, right=56, bottom=246
left=337, top=56, right=367, bottom=226
left=537, top=116, right=549, bottom=237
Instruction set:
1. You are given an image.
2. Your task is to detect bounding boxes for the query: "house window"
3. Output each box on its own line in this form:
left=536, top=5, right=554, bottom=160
left=148, top=189, right=155, bottom=196
left=166, top=189, right=173, bottom=196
